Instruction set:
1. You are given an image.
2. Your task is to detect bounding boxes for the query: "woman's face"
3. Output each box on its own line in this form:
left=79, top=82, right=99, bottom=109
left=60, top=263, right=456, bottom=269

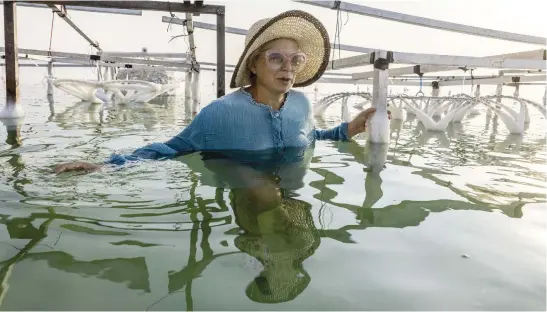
left=250, top=38, right=307, bottom=94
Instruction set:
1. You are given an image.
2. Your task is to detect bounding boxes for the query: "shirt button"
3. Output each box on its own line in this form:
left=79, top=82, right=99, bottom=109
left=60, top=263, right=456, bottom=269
left=273, top=112, right=279, bottom=117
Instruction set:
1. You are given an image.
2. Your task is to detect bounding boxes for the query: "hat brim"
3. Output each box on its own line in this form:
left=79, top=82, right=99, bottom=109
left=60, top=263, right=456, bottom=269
left=229, top=10, right=331, bottom=89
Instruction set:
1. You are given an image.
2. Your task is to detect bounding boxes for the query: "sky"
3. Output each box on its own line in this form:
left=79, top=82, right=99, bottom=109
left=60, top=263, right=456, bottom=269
left=0, top=0, right=546, bottom=98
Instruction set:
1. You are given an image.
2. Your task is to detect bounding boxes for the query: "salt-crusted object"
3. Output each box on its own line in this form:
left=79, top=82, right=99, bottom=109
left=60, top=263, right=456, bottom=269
left=48, top=78, right=178, bottom=104
left=116, top=67, right=181, bottom=96
left=116, top=68, right=170, bottom=85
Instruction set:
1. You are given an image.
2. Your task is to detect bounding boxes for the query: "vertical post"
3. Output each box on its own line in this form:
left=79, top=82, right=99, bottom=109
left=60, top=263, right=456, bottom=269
left=431, top=81, right=441, bottom=117
left=185, top=70, right=193, bottom=101
left=431, top=81, right=440, bottom=97
left=216, top=10, right=226, bottom=98
left=543, top=85, right=546, bottom=106
left=474, top=84, right=481, bottom=97
left=185, top=12, right=199, bottom=111
left=491, top=83, right=502, bottom=117
left=341, top=96, right=350, bottom=122
left=367, top=50, right=390, bottom=144
left=1, top=1, right=22, bottom=119
left=47, top=59, right=54, bottom=95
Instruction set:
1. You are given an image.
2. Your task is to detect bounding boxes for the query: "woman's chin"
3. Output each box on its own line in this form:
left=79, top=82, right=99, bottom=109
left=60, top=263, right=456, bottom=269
left=273, top=83, right=293, bottom=94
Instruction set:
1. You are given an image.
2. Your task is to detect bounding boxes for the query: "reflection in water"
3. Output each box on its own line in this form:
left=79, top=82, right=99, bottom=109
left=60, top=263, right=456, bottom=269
left=232, top=193, right=319, bottom=303
left=1, top=118, right=23, bottom=148
left=26, top=252, right=151, bottom=292
left=0, top=81, right=545, bottom=309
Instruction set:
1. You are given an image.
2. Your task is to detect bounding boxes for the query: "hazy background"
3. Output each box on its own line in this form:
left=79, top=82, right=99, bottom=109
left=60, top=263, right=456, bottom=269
left=1, top=0, right=546, bottom=100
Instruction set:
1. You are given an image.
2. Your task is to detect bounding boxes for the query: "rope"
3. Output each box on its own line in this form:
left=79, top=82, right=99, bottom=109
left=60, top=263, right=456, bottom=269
left=48, top=12, right=55, bottom=56
left=330, top=1, right=348, bottom=69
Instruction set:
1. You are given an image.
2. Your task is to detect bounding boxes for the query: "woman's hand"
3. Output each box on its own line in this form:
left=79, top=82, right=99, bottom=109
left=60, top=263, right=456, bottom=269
left=54, top=162, right=102, bottom=174
left=347, top=107, right=391, bottom=138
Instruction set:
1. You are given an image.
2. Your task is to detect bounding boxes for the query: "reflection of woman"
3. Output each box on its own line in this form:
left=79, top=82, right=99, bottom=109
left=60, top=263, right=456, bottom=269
left=54, top=10, right=379, bottom=174
left=230, top=180, right=320, bottom=303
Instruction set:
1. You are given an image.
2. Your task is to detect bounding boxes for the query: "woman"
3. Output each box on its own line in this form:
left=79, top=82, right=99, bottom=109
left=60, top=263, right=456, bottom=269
left=55, top=10, right=380, bottom=174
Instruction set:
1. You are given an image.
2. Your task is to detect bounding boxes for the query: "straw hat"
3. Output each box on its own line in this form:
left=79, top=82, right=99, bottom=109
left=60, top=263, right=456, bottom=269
left=230, top=10, right=331, bottom=89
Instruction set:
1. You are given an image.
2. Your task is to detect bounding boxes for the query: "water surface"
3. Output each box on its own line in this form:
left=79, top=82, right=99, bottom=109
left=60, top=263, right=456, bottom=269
left=0, top=67, right=545, bottom=310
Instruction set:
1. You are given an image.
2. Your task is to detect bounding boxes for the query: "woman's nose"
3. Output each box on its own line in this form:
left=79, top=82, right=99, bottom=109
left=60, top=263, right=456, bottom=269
left=280, top=58, right=294, bottom=71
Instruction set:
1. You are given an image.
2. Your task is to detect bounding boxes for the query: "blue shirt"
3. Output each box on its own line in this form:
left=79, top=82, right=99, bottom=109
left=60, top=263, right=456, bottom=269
left=106, top=88, right=350, bottom=166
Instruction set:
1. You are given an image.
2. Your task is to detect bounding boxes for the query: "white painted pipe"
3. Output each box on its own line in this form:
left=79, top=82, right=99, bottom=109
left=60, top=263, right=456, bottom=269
left=191, top=71, right=200, bottom=113
left=513, top=85, right=520, bottom=98
left=185, top=70, right=193, bottom=101
left=367, top=51, right=390, bottom=144
left=341, top=96, right=351, bottom=122
left=47, top=59, right=54, bottom=95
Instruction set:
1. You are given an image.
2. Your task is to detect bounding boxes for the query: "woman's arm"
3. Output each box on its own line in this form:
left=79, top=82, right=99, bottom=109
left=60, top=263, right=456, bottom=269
left=105, top=113, right=206, bottom=165
left=313, top=107, right=382, bottom=142
left=313, top=122, right=350, bottom=141
left=55, top=107, right=209, bottom=173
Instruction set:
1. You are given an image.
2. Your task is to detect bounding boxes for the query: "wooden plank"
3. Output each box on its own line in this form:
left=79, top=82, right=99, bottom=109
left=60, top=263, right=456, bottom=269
left=3, top=1, right=19, bottom=109
left=294, top=0, right=546, bottom=45
left=23, top=1, right=225, bottom=15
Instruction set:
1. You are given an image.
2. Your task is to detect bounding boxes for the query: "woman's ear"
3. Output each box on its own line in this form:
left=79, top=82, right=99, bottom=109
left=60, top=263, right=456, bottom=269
left=249, top=62, right=257, bottom=74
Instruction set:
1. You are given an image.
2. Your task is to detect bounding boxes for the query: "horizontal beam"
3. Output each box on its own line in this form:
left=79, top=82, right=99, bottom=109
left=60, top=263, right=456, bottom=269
left=294, top=0, right=546, bottom=45
left=438, top=74, right=546, bottom=86
left=391, top=51, right=546, bottom=69
left=12, top=2, right=142, bottom=15
left=1, top=63, right=91, bottom=67
left=1, top=46, right=238, bottom=69
left=0, top=47, right=194, bottom=69
left=0, top=47, right=94, bottom=59
left=164, top=17, right=377, bottom=54
left=353, top=65, right=453, bottom=79
left=99, top=51, right=187, bottom=59
left=352, top=49, right=546, bottom=79
left=317, top=77, right=422, bottom=86
left=330, top=54, right=371, bottom=70
left=500, top=69, right=544, bottom=75
left=19, top=1, right=225, bottom=15
left=50, top=56, right=193, bottom=72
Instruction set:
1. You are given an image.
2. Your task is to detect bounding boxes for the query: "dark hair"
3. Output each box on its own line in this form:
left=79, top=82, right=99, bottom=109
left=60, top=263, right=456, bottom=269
left=246, top=49, right=261, bottom=85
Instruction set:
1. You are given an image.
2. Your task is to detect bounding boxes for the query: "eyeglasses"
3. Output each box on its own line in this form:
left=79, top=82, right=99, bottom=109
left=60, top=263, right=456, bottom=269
left=262, top=50, right=307, bottom=73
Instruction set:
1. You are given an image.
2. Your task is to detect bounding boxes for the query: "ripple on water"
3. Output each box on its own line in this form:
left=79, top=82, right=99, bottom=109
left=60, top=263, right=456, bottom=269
left=0, top=68, right=545, bottom=310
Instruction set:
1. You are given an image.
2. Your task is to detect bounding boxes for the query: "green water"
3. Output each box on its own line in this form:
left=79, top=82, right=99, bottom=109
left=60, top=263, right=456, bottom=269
left=0, top=68, right=545, bottom=310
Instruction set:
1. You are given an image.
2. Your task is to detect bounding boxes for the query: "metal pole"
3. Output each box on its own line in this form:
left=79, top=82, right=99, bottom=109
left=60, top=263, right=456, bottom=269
left=46, top=4, right=101, bottom=51
left=1, top=0, right=21, bottom=119
left=216, top=10, right=226, bottom=98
